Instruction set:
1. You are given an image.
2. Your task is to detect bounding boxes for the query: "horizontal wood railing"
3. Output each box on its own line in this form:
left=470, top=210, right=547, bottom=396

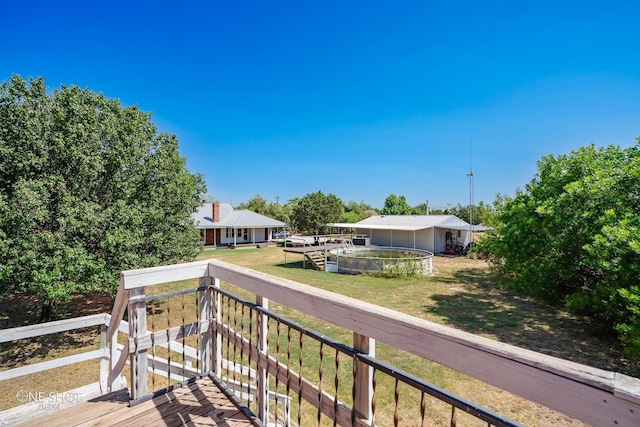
left=0, top=313, right=129, bottom=425
left=104, top=258, right=640, bottom=426
left=0, top=314, right=106, bottom=343
left=0, top=314, right=130, bottom=389
left=0, top=314, right=108, bottom=383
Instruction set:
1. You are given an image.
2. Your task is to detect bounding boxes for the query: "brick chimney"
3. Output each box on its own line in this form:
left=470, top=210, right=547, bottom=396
left=213, top=203, right=220, bottom=223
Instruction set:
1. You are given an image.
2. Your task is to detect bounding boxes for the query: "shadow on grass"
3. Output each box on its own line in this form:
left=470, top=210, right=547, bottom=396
left=274, top=261, right=307, bottom=269
left=0, top=293, right=113, bottom=370
left=425, top=268, right=639, bottom=376
left=0, top=328, right=100, bottom=370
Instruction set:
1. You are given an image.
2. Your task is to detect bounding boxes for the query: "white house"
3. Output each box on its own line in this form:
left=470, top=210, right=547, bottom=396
left=327, top=215, right=487, bottom=253
left=192, top=203, right=287, bottom=247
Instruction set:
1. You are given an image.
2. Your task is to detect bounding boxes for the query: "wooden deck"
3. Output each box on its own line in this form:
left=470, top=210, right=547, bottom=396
left=16, top=377, right=260, bottom=427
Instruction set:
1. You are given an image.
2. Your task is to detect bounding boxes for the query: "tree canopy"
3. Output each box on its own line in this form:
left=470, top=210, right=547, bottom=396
left=478, top=141, right=640, bottom=355
left=236, top=194, right=292, bottom=225
left=340, top=200, right=375, bottom=223
left=0, top=75, right=206, bottom=321
left=424, top=201, right=496, bottom=225
left=291, top=191, right=343, bottom=234
left=236, top=194, right=269, bottom=215
left=380, top=194, right=412, bottom=215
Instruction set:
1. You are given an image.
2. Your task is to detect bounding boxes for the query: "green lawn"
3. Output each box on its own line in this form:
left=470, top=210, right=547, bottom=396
left=1, top=245, right=636, bottom=425
left=198, top=246, right=635, bottom=376
left=191, top=246, right=637, bottom=426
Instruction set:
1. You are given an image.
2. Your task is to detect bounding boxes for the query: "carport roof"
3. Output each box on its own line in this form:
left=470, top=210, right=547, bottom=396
left=327, top=214, right=488, bottom=232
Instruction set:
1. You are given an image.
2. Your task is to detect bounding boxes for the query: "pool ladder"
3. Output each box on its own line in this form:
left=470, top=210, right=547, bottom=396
left=342, top=239, right=355, bottom=254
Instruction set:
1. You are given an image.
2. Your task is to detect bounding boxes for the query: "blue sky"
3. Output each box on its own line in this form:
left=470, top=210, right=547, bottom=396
left=2, top=1, right=639, bottom=209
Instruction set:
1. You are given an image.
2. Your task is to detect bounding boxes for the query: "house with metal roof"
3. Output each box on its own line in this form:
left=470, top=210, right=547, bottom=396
left=192, top=203, right=287, bottom=247
left=327, top=215, right=488, bottom=254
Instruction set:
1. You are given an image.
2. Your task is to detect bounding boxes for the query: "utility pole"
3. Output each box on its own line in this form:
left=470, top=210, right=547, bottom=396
left=467, top=138, right=474, bottom=244
left=275, top=196, right=280, bottom=205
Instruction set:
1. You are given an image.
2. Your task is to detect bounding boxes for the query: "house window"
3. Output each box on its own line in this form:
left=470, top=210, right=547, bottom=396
left=226, top=229, right=229, bottom=238
left=457, top=230, right=461, bottom=238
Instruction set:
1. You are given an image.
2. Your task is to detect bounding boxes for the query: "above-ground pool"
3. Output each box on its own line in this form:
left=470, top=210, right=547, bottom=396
left=327, top=246, right=433, bottom=275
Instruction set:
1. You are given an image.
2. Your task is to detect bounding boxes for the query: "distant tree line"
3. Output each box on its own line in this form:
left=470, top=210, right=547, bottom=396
left=234, top=192, right=495, bottom=236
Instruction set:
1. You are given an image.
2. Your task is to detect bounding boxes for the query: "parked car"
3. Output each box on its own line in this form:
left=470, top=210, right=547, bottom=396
left=273, top=231, right=291, bottom=239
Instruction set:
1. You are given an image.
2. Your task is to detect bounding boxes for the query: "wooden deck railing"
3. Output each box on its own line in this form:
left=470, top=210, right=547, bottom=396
left=0, top=313, right=129, bottom=425
left=101, top=258, right=640, bottom=426
left=0, top=314, right=106, bottom=384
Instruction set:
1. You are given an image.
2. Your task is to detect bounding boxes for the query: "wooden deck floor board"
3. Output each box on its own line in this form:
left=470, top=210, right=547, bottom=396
left=117, top=382, right=239, bottom=427
left=15, top=378, right=258, bottom=427
left=14, top=389, right=131, bottom=427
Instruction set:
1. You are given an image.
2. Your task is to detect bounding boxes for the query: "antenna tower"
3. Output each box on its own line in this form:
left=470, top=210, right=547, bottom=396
left=467, top=138, right=474, bottom=243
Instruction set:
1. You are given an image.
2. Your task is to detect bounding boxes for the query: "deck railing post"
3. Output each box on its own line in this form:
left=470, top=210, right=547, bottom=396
left=213, top=277, right=223, bottom=378
left=110, top=323, right=124, bottom=391
left=256, top=295, right=270, bottom=423
left=129, top=287, right=148, bottom=400
left=353, top=332, right=375, bottom=424
left=99, top=323, right=108, bottom=393
left=199, top=276, right=213, bottom=374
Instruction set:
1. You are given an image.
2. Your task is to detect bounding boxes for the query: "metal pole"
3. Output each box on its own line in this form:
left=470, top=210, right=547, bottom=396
left=467, top=137, right=474, bottom=245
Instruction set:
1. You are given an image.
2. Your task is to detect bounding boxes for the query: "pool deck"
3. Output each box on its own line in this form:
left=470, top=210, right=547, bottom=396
left=282, top=242, right=355, bottom=254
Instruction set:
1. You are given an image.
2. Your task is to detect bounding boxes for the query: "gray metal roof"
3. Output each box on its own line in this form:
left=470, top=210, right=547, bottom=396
left=327, top=214, right=484, bottom=231
left=192, top=203, right=286, bottom=229
left=217, top=209, right=286, bottom=228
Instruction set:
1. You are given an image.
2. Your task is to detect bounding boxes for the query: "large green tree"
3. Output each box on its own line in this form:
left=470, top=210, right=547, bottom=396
left=236, top=194, right=269, bottom=214
left=340, top=200, right=374, bottom=223
left=0, top=75, right=206, bottom=321
left=478, top=142, right=640, bottom=355
left=291, top=191, right=343, bottom=234
left=380, top=194, right=412, bottom=215
left=237, top=194, right=292, bottom=225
